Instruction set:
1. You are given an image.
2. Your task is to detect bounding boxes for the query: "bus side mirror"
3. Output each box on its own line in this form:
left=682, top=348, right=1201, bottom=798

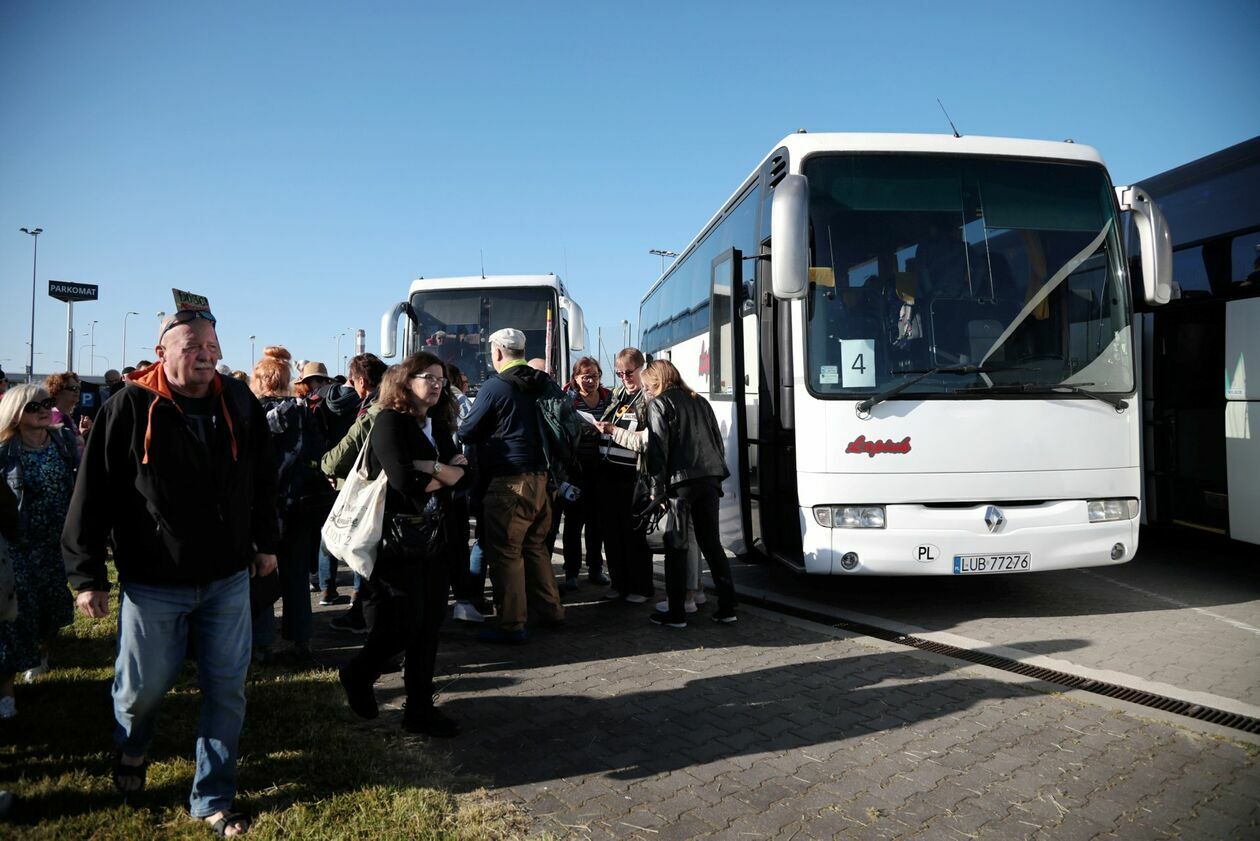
left=380, top=301, right=408, bottom=358
left=1116, top=185, right=1173, bottom=306
left=771, top=174, right=810, bottom=300
left=560, top=296, right=586, bottom=351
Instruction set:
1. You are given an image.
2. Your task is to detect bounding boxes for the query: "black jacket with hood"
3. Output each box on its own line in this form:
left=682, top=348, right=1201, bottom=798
left=61, top=363, right=279, bottom=592
left=457, top=360, right=549, bottom=479
left=645, top=386, right=729, bottom=497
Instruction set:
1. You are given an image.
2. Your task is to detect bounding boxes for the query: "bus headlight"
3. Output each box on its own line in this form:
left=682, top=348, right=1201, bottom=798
left=812, top=506, right=886, bottom=529
left=1087, top=498, right=1139, bottom=523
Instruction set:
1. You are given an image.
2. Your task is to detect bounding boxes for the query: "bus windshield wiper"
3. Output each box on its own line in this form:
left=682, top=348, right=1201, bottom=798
left=855, top=364, right=1027, bottom=414
left=959, top=381, right=1129, bottom=411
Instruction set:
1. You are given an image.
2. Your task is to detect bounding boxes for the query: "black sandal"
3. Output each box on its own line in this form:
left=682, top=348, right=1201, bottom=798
left=111, top=750, right=148, bottom=795
left=205, top=810, right=252, bottom=837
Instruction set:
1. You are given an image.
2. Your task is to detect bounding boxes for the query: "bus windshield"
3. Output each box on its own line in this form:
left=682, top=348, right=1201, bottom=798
left=409, top=286, right=559, bottom=391
left=802, top=154, right=1134, bottom=399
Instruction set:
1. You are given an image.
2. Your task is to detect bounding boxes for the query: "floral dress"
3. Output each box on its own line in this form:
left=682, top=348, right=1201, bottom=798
left=0, top=441, right=75, bottom=674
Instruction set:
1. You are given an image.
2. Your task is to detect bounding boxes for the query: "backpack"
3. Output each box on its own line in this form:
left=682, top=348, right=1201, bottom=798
left=536, top=380, right=583, bottom=487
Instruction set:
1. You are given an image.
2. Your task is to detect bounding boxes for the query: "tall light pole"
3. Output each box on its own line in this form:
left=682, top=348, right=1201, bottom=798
left=249, top=335, right=256, bottom=369
left=122, top=311, right=139, bottom=371
left=334, top=331, right=346, bottom=374
left=649, top=248, right=678, bottom=276
left=20, top=227, right=43, bottom=382
left=620, top=319, right=630, bottom=349
left=88, top=320, right=99, bottom=375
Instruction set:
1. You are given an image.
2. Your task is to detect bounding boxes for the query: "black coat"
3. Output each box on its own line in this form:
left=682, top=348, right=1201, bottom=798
left=645, top=387, right=729, bottom=496
left=62, top=367, right=279, bottom=592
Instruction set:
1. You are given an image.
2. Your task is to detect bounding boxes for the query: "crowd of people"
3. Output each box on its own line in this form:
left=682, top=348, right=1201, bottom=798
left=0, top=311, right=737, bottom=837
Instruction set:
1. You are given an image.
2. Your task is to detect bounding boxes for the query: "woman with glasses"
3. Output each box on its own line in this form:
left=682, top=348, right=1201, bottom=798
left=592, top=348, right=654, bottom=603
left=45, top=372, right=91, bottom=452
left=339, top=353, right=471, bottom=737
left=559, top=357, right=611, bottom=591
left=0, top=385, right=80, bottom=718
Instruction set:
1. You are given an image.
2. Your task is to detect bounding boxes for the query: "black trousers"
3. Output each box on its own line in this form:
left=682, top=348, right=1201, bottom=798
left=446, top=495, right=486, bottom=605
left=348, top=553, right=449, bottom=707
left=665, top=479, right=736, bottom=616
left=598, top=470, right=653, bottom=598
left=561, top=476, right=603, bottom=579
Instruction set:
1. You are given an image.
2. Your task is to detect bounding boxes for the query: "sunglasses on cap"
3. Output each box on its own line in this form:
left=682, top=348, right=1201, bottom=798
left=160, top=309, right=217, bottom=337
left=23, top=398, right=56, bottom=413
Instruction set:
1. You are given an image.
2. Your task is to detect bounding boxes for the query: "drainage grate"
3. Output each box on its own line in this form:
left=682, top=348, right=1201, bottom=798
left=744, top=593, right=1260, bottom=735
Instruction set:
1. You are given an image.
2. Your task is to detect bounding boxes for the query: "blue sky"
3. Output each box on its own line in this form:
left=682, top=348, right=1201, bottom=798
left=2, top=0, right=1257, bottom=381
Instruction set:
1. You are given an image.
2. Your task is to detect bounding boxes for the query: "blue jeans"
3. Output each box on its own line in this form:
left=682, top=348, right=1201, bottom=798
left=113, top=571, right=251, bottom=818
left=317, top=540, right=361, bottom=596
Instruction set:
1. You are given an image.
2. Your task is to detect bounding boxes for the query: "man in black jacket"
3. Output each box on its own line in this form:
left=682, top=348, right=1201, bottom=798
left=458, top=328, right=564, bottom=644
left=62, top=310, right=277, bottom=837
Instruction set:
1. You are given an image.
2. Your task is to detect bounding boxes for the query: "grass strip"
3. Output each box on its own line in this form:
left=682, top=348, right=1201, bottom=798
left=0, top=567, right=526, bottom=840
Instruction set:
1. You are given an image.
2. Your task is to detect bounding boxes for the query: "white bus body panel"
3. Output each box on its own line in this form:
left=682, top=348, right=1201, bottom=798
left=1225, top=297, right=1260, bottom=545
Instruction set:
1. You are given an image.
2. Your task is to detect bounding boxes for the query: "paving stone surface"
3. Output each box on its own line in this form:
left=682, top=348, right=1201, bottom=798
left=309, top=563, right=1260, bottom=841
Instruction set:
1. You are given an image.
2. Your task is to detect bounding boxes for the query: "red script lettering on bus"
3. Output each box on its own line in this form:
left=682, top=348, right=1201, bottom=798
left=845, top=435, right=912, bottom=458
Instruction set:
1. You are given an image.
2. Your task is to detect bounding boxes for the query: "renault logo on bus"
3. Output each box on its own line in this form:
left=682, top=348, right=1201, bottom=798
left=984, top=506, right=1006, bottom=533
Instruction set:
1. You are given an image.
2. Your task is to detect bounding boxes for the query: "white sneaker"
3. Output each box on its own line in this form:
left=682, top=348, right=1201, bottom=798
left=624, top=593, right=648, bottom=604
left=693, top=591, right=707, bottom=606
left=22, top=655, right=49, bottom=683
left=453, top=601, right=485, bottom=623
left=0, top=696, right=15, bottom=719
left=655, top=599, right=697, bottom=614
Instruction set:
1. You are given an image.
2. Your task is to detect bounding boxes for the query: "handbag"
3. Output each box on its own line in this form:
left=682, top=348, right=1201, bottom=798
left=379, top=495, right=447, bottom=564
left=637, top=493, right=690, bottom=555
left=320, top=427, right=388, bottom=580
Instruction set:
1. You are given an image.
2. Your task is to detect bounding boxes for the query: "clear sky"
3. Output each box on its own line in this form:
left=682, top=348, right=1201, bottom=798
left=2, top=0, right=1257, bottom=381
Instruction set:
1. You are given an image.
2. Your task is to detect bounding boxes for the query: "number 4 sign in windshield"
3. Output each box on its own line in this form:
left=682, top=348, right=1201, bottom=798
left=841, top=339, right=876, bottom=388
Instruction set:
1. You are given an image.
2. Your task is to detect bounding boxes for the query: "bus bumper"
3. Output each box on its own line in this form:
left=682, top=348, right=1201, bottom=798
left=799, top=501, right=1140, bottom=575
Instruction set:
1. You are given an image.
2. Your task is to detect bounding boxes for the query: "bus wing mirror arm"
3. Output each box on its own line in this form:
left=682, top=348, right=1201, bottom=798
left=1116, top=185, right=1173, bottom=306
left=380, top=300, right=411, bottom=359
left=771, top=174, right=810, bottom=300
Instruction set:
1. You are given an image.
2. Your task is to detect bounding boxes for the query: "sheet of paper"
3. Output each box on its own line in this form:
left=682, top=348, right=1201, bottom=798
left=577, top=411, right=600, bottom=427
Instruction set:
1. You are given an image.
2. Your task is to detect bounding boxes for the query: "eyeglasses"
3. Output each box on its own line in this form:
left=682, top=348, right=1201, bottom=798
left=411, top=373, right=448, bottom=387
left=23, top=398, right=56, bottom=414
left=160, top=309, right=217, bottom=338
left=614, top=368, right=640, bottom=379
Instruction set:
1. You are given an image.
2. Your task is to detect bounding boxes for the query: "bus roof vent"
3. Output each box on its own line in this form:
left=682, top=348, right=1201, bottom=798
left=768, top=154, right=787, bottom=188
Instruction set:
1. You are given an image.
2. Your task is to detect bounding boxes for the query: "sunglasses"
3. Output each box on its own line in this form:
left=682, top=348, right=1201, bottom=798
left=23, top=398, right=56, bottom=413
left=160, top=309, right=218, bottom=337
left=62, top=384, right=81, bottom=393
left=614, top=368, right=640, bottom=379
left=411, top=373, right=448, bottom=387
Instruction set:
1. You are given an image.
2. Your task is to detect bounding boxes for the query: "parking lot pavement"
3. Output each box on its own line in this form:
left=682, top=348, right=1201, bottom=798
left=325, top=573, right=1260, bottom=840
left=721, top=532, right=1260, bottom=717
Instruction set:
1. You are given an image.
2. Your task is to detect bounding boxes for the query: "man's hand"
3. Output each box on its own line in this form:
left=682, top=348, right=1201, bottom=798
left=76, top=590, right=110, bottom=619
left=250, top=552, right=277, bottom=578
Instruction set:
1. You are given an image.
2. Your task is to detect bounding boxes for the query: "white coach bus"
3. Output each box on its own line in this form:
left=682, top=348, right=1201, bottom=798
left=380, top=274, right=587, bottom=391
left=1131, top=136, right=1260, bottom=546
left=639, top=132, right=1172, bottom=575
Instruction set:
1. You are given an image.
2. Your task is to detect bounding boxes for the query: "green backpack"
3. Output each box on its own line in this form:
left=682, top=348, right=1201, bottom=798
left=536, top=381, right=583, bottom=486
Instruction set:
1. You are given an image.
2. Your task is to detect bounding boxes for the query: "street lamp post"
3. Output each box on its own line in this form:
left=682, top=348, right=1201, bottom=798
left=649, top=248, right=678, bottom=276
left=334, top=332, right=346, bottom=374
left=20, top=227, right=43, bottom=382
left=249, top=335, right=256, bottom=369
left=88, top=320, right=99, bottom=375
left=122, top=311, right=139, bottom=371
left=620, top=319, right=630, bottom=349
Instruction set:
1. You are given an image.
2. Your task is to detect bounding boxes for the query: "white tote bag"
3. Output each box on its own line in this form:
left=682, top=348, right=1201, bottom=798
left=320, top=428, right=388, bottom=580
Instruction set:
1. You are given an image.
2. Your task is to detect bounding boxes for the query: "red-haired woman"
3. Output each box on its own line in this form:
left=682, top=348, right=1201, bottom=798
left=338, top=353, right=471, bottom=737
left=559, top=357, right=611, bottom=590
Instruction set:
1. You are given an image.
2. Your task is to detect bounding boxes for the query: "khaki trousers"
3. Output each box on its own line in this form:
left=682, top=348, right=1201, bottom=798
left=482, top=472, right=564, bottom=631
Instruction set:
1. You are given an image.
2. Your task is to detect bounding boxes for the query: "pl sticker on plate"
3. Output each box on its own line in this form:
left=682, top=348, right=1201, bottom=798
left=820, top=365, right=839, bottom=385
left=841, top=339, right=876, bottom=388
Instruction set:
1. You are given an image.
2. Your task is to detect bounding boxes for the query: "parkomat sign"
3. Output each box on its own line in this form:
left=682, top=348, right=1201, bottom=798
left=48, top=280, right=99, bottom=302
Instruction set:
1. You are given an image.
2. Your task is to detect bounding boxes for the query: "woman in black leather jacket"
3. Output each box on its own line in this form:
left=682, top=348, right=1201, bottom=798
left=641, top=360, right=738, bottom=627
